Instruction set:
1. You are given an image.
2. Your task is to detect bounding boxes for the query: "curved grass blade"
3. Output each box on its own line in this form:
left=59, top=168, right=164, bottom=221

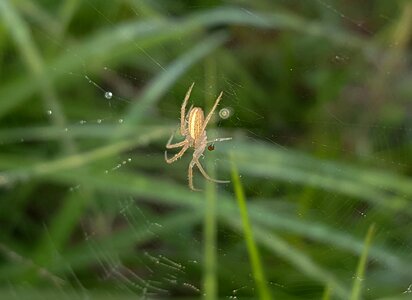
left=230, top=157, right=271, bottom=300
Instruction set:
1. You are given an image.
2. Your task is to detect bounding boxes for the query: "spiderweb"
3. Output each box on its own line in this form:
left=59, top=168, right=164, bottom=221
left=1, top=0, right=411, bottom=299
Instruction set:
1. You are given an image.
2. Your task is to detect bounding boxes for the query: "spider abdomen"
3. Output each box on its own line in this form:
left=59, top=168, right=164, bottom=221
left=188, top=107, right=205, bottom=141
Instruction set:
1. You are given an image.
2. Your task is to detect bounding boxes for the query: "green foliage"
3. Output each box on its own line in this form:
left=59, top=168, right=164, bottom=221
left=0, top=0, right=411, bottom=299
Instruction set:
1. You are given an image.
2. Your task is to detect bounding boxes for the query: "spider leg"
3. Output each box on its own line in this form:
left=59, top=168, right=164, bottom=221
left=181, top=82, right=195, bottom=136
left=202, top=91, right=223, bottom=132
left=166, top=131, right=186, bottom=149
left=195, top=159, right=230, bottom=183
left=165, top=143, right=189, bottom=164
left=207, top=137, right=232, bottom=144
left=166, top=141, right=186, bottom=149
left=188, top=160, right=201, bottom=191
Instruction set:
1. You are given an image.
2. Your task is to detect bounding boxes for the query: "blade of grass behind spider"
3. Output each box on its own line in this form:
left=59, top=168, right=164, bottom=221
left=203, top=57, right=218, bottom=300
left=350, top=223, right=376, bottom=300
left=230, top=156, right=271, bottom=300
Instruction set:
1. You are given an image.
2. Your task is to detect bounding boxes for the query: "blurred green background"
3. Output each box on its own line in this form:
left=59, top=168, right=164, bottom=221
left=0, top=0, right=411, bottom=299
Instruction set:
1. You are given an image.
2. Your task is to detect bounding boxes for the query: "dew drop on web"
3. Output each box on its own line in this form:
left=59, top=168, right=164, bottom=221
left=219, top=107, right=232, bottom=119
left=104, top=91, right=113, bottom=99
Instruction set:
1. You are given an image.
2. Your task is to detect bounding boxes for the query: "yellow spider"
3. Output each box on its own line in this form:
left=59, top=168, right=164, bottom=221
left=165, top=83, right=231, bottom=191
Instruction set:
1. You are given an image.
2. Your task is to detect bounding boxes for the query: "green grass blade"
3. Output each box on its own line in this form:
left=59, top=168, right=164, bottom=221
left=0, top=125, right=171, bottom=143
left=224, top=142, right=412, bottom=214
left=226, top=142, right=412, bottom=196
left=350, top=223, right=376, bottom=300
left=230, top=157, right=271, bottom=300
left=203, top=58, right=218, bottom=300
left=0, top=127, right=168, bottom=185
left=203, top=168, right=218, bottom=300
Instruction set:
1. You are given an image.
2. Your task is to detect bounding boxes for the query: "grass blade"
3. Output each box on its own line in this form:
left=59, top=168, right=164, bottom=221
left=230, top=157, right=271, bottom=300
left=203, top=58, right=218, bottom=300
left=203, top=168, right=218, bottom=300
left=0, top=127, right=168, bottom=185
left=350, top=223, right=376, bottom=300
left=224, top=142, right=412, bottom=214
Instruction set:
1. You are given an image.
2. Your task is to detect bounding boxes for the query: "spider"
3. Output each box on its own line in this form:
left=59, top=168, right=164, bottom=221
left=165, top=82, right=231, bottom=191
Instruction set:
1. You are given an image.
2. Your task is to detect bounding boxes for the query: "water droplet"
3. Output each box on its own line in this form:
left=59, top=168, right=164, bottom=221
left=219, top=107, right=232, bottom=119
left=97, top=119, right=102, bottom=124
left=118, top=119, right=124, bottom=124
left=80, top=120, right=86, bottom=124
left=127, top=158, right=132, bottom=162
left=46, top=110, right=52, bottom=115
left=105, top=91, right=113, bottom=99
